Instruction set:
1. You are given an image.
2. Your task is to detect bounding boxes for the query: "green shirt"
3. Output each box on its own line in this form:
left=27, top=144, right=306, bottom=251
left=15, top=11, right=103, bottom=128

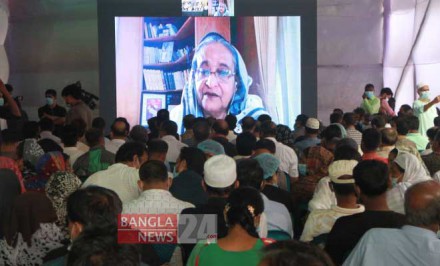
left=413, top=99, right=437, bottom=137
left=361, top=96, right=380, bottom=115
left=406, top=133, right=429, bottom=152
left=187, top=239, right=264, bottom=266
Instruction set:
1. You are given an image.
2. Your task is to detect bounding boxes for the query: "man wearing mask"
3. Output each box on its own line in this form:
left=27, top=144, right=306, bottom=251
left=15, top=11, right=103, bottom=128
left=361, top=84, right=380, bottom=115
left=38, top=89, right=67, bottom=136
left=413, top=83, right=440, bottom=137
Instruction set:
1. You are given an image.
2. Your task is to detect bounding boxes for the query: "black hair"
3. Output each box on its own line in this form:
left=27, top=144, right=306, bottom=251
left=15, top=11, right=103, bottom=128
left=61, top=125, right=78, bottom=147
left=62, top=83, right=82, bottom=99
left=161, top=120, right=179, bottom=139
left=261, top=240, right=335, bottom=266
left=1, top=129, right=21, bottom=144
left=212, top=120, right=229, bottom=136
left=333, top=146, right=361, bottom=162
left=115, top=142, right=147, bottom=164
left=236, top=132, right=257, bottom=156
left=361, top=128, right=381, bottom=152
left=178, top=147, right=206, bottom=176
left=380, top=87, right=393, bottom=96
left=364, top=83, right=374, bottom=90
left=193, top=120, right=211, bottom=142
left=39, top=117, right=54, bottom=132
left=67, top=186, right=122, bottom=230
left=128, top=126, right=149, bottom=145
left=147, top=139, right=168, bottom=157
left=38, top=139, right=63, bottom=153
left=406, top=115, right=420, bottom=131
left=237, top=159, right=264, bottom=190
left=388, top=97, right=396, bottom=111
left=45, top=89, right=57, bottom=97
left=321, top=124, right=342, bottom=141
left=353, top=107, right=365, bottom=118
left=85, top=128, right=103, bottom=147
left=342, top=112, right=356, bottom=126
left=371, top=115, right=386, bottom=129
left=22, top=121, right=39, bottom=139
left=183, top=114, right=196, bottom=130
left=331, top=178, right=356, bottom=196
left=260, top=121, right=277, bottom=137
left=381, top=128, right=398, bottom=146
left=241, top=116, right=256, bottom=132
left=156, top=109, right=170, bottom=124
left=434, top=117, right=440, bottom=127
left=333, top=108, right=344, bottom=116
left=305, top=127, right=319, bottom=135
left=111, top=117, right=130, bottom=137
left=396, top=117, right=409, bottom=135
left=258, top=114, right=272, bottom=123
left=399, top=104, right=413, bottom=116
left=71, top=118, right=87, bottom=138
left=329, top=113, right=342, bottom=124
left=225, top=114, right=237, bottom=131
left=255, top=139, right=276, bottom=154
left=92, top=117, right=106, bottom=131
left=353, top=160, right=389, bottom=196
left=139, top=160, right=168, bottom=183
left=225, top=187, right=264, bottom=238
left=4, top=84, right=13, bottom=93
left=427, top=127, right=439, bottom=141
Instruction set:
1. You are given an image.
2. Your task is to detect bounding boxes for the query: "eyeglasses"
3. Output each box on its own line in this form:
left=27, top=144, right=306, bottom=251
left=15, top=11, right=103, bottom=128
left=195, top=68, right=235, bottom=82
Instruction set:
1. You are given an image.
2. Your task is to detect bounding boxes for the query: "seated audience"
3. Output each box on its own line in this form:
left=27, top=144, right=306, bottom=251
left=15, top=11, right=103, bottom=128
left=343, top=112, right=362, bottom=146
left=398, top=104, right=413, bottom=117
left=160, top=120, right=187, bottom=163
left=25, top=151, right=67, bottom=192
left=292, top=114, right=308, bottom=142
left=181, top=114, right=196, bottom=147
left=237, top=159, right=293, bottom=238
left=294, top=118, right=321, bottom=154
left=105, top=117, right=130, bottom=154
left=370, top=115, right=386, bottom=130
left=405, top=115, right=429, bottom=151
left=212, top=119, right=238, bottom=157
left=181, top=154, right=238, bottom=263
left=325, top=160, right=406, bottom=265
left=377, top=128, right=398, bottom=159
left=193, top=119, right=211, bottom=146
left=421, top=126, right=439, bottom=155
left=69, top=118, right=89, bottom=153
left=260, top=240, right=334, bottom=266
left=39, top=118, right=62, bottom=144
left=73, top=128, right=115, bottom=182
left=61, top=125, right=85, bottom=166
left=234, top=132, right=257, bottom=160
left=225, top=114, right=237, bottom=142
left=123, top=160, right=194, bottom=214
left=197, top=139, right=225, bottom=157
left=344, top=180, right=440, bottom=266
left=275, top=124, right=295, bottom=149
left=187, top=187, right=269, bottom=266
left=0, top=192, right=63, bottom=265
left=300, top=169, right=365, bottom=243
left=38, top=138, right=63, bottom=153
left=127, top=125, right=149, bottom=145
left=361, top=128, right=388, bottom=164
left=422, top=131, right=440, bottom=176
left=169, top=147, right=208, bottom=205
left=82, top=141, right=147, bottom=203
left=387, top=151, right=431, bottom=214
left=254, top=139, right=276, bottom=156
left=255, top=153, right=294, bottom=213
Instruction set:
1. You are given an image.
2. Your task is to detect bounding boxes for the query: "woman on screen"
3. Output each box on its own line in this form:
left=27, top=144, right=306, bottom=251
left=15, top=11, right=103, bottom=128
left=171, top=32, right=268, bottom=133
left=214, top=1, right=230, bottom=16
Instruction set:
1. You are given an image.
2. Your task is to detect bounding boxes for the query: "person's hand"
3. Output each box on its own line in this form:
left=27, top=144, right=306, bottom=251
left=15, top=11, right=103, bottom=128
left=362, top=93, right=367, bottom=100
left=434, top=96, right=440, bottom=104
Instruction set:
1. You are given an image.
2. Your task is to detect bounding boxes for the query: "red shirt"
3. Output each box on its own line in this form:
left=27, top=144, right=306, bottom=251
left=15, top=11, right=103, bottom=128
left=362, top=152, right=389, bottom=165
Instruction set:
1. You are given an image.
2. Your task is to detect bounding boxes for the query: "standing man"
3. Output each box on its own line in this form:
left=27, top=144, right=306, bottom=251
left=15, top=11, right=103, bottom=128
left=361, top=84, right=380, bottom=115
left=38, top=89, right=67, bottom=135
left=61, top=82, right=92, bottom=129
left=413, top=83, right=440, bottom=137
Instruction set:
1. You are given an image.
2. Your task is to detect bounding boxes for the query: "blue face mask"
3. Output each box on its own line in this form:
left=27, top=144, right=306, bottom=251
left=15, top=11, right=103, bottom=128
left=0, top=98, right=4, bottom=107
left=391, top=177, right=398, bottom=188
left=365, top=91, right=374, bottom=99
left=172, top=167, right=179, bottom=178
left=420, top=91, right=430, bottom=100
left=46, top=97, right=54, bottom=106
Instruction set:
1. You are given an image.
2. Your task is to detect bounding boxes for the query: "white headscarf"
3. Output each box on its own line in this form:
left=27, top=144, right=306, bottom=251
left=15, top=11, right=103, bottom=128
left=394, top=152, right=431, bottom=184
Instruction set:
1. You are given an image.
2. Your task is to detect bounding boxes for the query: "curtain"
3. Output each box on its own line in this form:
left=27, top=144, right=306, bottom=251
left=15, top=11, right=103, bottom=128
left=0, top=0, right=9, bottom=81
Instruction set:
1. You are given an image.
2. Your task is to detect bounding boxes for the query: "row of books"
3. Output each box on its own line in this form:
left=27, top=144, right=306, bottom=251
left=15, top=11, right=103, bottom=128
left=144, top=22, right=178, bottom=39
left=143, top=43, right=193, bottom=65
left=143, top=69, right=189, bottom=91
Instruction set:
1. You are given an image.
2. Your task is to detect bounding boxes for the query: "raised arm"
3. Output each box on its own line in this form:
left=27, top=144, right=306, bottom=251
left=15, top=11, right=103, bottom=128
left=0, top=79, right=21, bottom=118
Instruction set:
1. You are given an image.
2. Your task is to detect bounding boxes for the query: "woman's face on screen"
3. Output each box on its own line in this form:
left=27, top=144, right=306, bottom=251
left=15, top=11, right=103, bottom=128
left=195, top=42, right=236, bottom=119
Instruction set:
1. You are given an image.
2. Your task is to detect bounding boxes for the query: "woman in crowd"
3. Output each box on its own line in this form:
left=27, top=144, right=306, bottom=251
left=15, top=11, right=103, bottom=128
left=0, top=192, right=63, bottom=265
left=187, top=187, right=269, bottom=266
left=387, top=151, right=432, bottom=213
left=26, top=151, right=67, bottom=192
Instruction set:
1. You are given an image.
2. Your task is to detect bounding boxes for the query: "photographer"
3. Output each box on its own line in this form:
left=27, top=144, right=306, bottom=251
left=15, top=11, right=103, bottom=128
left=61, top=82, right=92, bottom=129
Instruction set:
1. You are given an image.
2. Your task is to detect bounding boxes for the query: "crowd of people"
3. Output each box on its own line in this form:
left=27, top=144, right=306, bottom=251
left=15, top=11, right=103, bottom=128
left=1, top=78, right=440, bottom=266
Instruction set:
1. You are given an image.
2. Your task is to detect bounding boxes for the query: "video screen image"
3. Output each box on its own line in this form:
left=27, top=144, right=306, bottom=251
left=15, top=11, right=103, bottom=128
left=182, top=0, right=235, bottom=17
left=115, top=16, right=301, bottom=132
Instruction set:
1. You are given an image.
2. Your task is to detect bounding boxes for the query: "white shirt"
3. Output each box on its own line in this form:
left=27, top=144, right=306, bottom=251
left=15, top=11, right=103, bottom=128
left=40, top=131, right=62, bottom=145
left=266, top=137, right=299, bottom=177
left=63, top=146, right=85, bottom=166
left=123, top=189, right=194, bottom=214
left=162, top=135, right=188, bottom=163
left=300, top=204, right=365, bottom=242
left=308, top=177, right=337, bottom=211
left=344, top=226, right=440, bottom=266
left=227, top=130, right=236, bottom=142
left=76, top=141, right=90, bottom=153
left=82, top=163, right=141, bottom=203
left=105, top=138, right=126, bottom=154
left=262, top=194, right=294, bottom=238
left=386, top=182, right=412, bottom=214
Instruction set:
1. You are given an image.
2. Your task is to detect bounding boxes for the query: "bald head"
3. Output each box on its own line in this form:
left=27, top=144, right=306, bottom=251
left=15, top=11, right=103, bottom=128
left=405, top=180, right=440, bottom=228
left=212, top=120, right=229, bottom=136
left=111, top=121, right=128, bottom=139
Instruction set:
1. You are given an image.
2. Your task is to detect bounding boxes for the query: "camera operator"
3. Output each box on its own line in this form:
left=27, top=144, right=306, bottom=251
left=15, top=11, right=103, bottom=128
left=62, top=82, right=92, bottom=129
